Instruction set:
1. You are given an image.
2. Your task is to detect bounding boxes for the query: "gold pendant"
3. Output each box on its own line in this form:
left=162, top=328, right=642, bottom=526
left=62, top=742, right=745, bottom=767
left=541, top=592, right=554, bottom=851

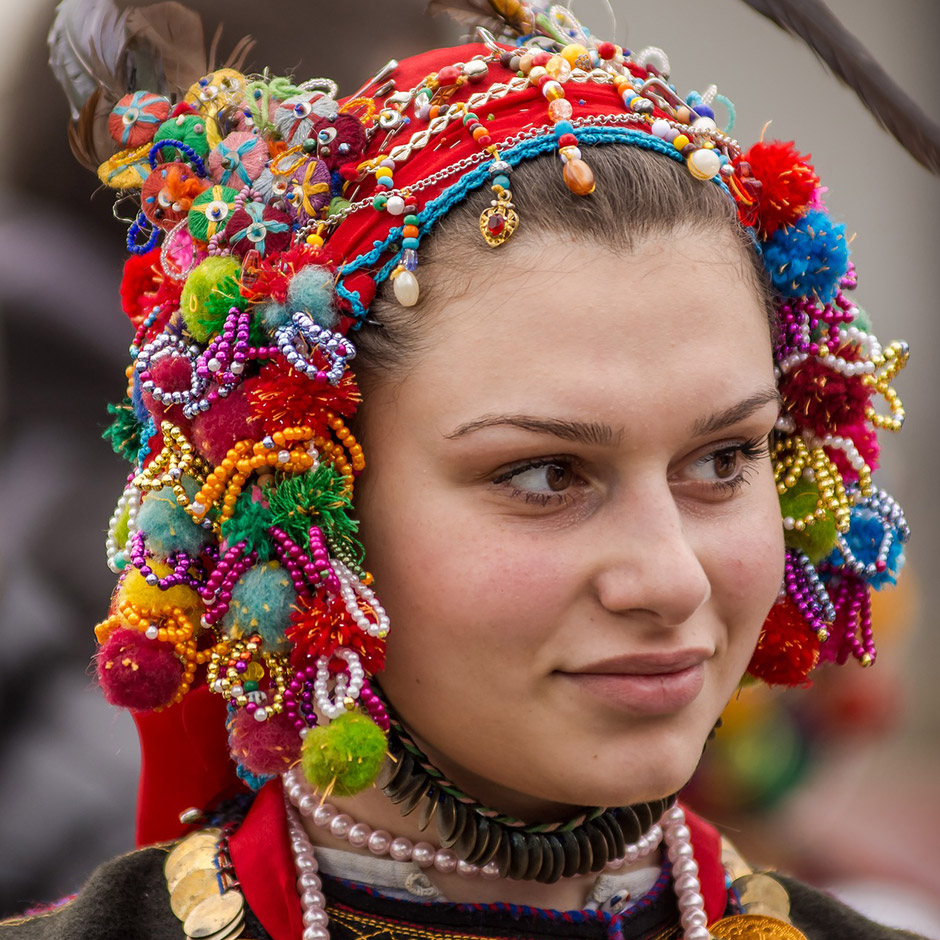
left=709, top=913, right=809, bottom=939
left=479, top=189, right=520, bottom=246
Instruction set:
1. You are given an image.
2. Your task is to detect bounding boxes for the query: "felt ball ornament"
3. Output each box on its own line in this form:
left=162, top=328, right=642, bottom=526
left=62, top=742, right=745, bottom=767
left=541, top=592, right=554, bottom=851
left=300, top=710, right=387, bottom=797
left=780, top=475, right=840, bottom=562
left=738, top=140, right=819, bottom=237
left=97, top=627, right=184, bottom=710
left=109, top=91, right=171, bottom=149
left=761, top=209, right=849, bottom=304
left=119, top=562, right=205, bottom=614
left=153, top=113, right=211, bottom=159
left=188, top=184, right=239, bottom=242
left=228, top=706, right=301, bottom=776
left=223, top=560, right=296, bottom=652
left=311, top=113, right=368, bottom=169
left=746, top=598, right=820, bottom=686
left=779, top=352, right=871, bottom=438
left=252, top=167, right=294, bottom=212
left=190, top=376, right=265, bottom=465
left=139, top=352, right=194, bottom=429
left=180, top=256, right=243, bottom=343
left=186, top=69, right=248, bottom=115
left=284, top=157, right=332, bottom=222
left=208, top=132, right=269, bottom=188
left=141, top=162, right=207, bottom=229
left=286, top=265, right=337, bottom=329
left=97, top=146, right=152, bottom=190
left=136, top=481, right=213, bottom=558
left=226, top=202, right=293, bottom=259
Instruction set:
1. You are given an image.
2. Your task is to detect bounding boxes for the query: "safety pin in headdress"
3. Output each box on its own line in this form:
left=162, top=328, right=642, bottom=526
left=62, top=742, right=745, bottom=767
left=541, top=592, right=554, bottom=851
left=348, top=59, right=399, bottom=102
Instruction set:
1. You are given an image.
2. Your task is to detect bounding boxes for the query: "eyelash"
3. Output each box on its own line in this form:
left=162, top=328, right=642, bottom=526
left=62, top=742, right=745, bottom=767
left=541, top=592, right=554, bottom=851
left=490, top=436, right=771, bottom=507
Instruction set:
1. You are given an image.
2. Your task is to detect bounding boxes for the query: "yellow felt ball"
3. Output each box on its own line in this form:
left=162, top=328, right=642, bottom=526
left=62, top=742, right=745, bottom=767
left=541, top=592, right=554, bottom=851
left=119, top=564, right=204, bottom=614
left=672, top=134, right=690, bottom=151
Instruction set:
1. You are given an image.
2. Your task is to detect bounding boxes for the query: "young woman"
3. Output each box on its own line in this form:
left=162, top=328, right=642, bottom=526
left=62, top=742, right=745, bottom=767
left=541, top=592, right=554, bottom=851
left=3, top=1, right=923, bottom=937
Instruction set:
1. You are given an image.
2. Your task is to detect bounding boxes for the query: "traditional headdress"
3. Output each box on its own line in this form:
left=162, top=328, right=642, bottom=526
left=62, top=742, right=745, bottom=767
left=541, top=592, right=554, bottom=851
left=51, top=0, right=916, bottom=856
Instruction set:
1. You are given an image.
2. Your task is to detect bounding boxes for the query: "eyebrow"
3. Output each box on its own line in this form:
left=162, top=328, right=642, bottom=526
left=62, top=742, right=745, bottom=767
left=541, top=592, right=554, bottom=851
left=445, top=415, right=621, bottom=446
left=444, top=386, right=782, bottom=447
left=689, top=386, right=782, bottom=437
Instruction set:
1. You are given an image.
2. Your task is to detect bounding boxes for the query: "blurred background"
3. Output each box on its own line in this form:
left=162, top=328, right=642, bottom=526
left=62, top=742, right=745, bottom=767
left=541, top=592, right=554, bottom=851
left=0, top=0, right=937, bottom=934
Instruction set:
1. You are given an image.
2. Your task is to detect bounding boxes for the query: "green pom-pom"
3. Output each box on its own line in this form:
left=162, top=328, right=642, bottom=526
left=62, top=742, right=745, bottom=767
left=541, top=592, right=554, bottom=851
left=780, top=476, right=839, bottom=562
left=103, top=398, right=144, bottom=464
left=266, top=465, right=363, bottom=564
left=301, top=711, right=387, bottom=797
left=180, top=256, right=244, bottom=343
left=221, top=491, right=274, bottom=561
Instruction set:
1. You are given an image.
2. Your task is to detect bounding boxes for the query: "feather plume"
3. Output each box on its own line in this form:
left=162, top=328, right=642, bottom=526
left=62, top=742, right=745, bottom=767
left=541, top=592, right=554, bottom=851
left=739, top=0, right=940, bottom=174
left=426, top=0, right=535, bottom=40
left=49, top=0, right=254, bottom=171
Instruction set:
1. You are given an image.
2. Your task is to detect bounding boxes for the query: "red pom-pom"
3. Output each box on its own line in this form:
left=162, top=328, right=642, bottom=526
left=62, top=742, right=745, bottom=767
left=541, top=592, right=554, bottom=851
left=746, top=598, right=820, bottom=686
left=190, top=377, right=264, bottom=465
left=738, top=140, right=819, bottom=237
left=141, top=354, right=194, bottom=430
left=286, top=592, right=386, bottom=674
left=228, top=706, right=301, bottom=775
left=779, top=350, right=871, bottom=438
left=121, top=250, right=163, bottom=327
left=241, top=244, right=325, bottom=304
left=97, top=627, right=183, bottom=710
left=248, top=357, right=361, bottom=437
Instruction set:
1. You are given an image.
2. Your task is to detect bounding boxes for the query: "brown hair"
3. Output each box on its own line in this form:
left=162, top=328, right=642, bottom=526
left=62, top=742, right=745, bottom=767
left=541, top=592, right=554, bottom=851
left=353, top=145, right=774, bottom=383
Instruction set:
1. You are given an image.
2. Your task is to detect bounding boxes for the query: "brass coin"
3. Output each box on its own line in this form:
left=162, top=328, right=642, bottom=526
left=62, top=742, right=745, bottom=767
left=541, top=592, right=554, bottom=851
left=167, top=844, right=219, bottom=893
left=183, top=891, right=245, bottom=938
left=733, top=873, right=792, bottom=916
left=164, top=830, right=221, bottom=879
left=170, top=869, right=221, bottom=921
left=709, top=913, right=809, bottom=939
left=193, top=911, right=245, bottom=940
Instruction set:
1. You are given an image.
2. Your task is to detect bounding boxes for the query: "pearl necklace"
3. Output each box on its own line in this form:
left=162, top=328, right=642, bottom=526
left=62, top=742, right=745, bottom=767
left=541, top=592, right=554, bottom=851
left=283, top=770, right=708, bottom=939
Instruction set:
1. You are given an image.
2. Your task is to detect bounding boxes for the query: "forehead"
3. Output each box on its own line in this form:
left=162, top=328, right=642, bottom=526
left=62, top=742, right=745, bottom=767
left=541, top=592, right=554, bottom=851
left=394, top=231, right=774, bottom=435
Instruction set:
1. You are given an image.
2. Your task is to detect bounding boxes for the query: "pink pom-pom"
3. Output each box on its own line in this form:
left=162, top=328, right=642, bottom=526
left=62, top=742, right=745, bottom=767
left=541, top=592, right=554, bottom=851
left=190, top=377, right=263, bottom=465
left=228, top=707, right=301, bottom=775
left=97, top=627, right=183, bottom=710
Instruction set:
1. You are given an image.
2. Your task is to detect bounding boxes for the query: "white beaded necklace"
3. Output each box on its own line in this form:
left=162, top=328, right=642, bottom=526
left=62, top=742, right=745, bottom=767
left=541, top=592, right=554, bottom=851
left=283, top=770, right=709, bottom=940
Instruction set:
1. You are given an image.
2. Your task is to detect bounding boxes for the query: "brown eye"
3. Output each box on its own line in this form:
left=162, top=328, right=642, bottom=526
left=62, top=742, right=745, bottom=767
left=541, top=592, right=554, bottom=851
left=712, top=450, right=739, bottom=479
left=546, top=464, right=573, bottom=491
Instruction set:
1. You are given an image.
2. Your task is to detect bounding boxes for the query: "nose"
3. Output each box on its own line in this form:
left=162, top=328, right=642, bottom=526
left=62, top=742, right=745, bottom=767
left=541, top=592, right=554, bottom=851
left=591, top=484, right=711, bottom=627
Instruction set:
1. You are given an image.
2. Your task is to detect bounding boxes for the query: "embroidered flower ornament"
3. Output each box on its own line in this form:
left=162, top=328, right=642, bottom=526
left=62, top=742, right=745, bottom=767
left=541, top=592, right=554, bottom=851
left=59, top=0, right=908, bottom=812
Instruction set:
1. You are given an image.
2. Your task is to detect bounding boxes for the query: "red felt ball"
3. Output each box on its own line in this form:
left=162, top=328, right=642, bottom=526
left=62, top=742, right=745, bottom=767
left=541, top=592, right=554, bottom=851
left=141, top=353, right=194, bottom=430
left=746, top=598, right=820, bottom=686
left=311, top=113, right=368, bottom=170
left=190, top=377, right=264, bottom=465
left=779, top=352, right=871, bottom=439
left=228, top=706, right=301, bottom=776
left=97, top=627, right=183, bottom=710
left=738, top=140, right=819, bottom=237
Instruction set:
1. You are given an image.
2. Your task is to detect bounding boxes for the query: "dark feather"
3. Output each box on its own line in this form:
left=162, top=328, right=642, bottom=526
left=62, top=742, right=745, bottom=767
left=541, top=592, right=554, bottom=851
left=739, top=0, right=940, bottom=174
left=426, top=0, right=507, bottom=36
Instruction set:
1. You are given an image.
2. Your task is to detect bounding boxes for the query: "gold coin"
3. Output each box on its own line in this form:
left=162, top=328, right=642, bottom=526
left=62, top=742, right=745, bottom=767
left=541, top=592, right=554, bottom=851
left=183, top=891, right=245, bottom=938
left=164, top=829, right=221, bottom=879
left=733, top=873, right=792, bottom=916
left=194, top=912, right=245, bottom=940
left=709, top=913, right=809, bottom=939
left=170, top=869, right=222, bottom=921
left=167, top=844, right=219, bottom=893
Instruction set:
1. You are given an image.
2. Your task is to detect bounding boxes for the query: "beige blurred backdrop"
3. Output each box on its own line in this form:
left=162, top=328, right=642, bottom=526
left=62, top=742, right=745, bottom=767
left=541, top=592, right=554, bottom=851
left=0, top=0, right=937, bottom=929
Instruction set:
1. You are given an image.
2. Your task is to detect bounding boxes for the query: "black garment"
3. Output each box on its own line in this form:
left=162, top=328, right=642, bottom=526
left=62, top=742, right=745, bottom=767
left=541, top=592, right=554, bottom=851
left=0, top=843, right=928, bottom=940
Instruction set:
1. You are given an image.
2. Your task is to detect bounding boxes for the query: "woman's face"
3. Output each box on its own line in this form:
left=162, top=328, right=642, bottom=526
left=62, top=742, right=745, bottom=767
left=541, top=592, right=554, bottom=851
left=355, top=229, right=784, bottom=816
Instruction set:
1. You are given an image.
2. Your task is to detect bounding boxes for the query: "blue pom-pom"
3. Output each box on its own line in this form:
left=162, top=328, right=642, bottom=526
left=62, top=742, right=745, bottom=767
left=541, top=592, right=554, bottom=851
left=827, top=507, right=905, bottom=589
left=761, top=209, right=849, bottom=303
left=257, top=301, right=292, bottom=337
left=137, top=479, right=213, bottom=558
left=286, top=266, right=337, bottom=328
left=223, top=560, right=296, bottom=651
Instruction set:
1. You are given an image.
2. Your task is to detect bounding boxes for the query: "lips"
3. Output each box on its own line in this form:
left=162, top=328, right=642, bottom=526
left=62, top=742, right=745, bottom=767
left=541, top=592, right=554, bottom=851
left=555, top=649, right=712, bottom=715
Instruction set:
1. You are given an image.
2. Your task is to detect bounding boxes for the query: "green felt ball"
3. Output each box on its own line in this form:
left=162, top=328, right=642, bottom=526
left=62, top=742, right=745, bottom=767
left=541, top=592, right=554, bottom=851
left=223, top=560, right=295, bottom=652
left=153, top=114, right=210, bottom=159
left=180, top=256, right=243, bottom=343
left=301, top=711, right=387, bottom=797
left=780, top=476, right=839, bottom=562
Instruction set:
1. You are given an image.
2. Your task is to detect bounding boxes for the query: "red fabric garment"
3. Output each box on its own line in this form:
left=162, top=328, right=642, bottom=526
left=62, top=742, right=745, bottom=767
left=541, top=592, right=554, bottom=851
left=229, top=781, right=729, bottom=940
left=133, top=683, right=244, bottom=846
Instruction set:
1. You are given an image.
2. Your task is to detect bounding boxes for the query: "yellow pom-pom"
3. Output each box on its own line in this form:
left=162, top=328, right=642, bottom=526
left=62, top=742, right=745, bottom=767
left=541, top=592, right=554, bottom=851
left=119, top=563, right=204, bottom=615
